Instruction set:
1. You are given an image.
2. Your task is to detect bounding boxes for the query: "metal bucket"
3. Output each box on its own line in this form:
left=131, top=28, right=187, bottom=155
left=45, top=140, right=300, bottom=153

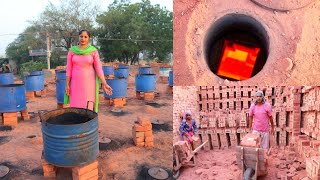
left=25, top=74, right=45, bottom=91
left=135, top=74, right=156, bottom=92
left=102, top=65, right=114, bottom=76
left=169, top=71, right=173, bottom=87
left=138, top=67, right=153, bottom=74
left=159, top=67, right=172, bottom=77
left=0, top=73, right=14, bottom=85
left=104, top=78, right=127, bottom=98
left=0, top=84, right=26, bottom=113
left=114, top=68, right=129, bottom=79
left=40, top=107, right=99, bottom=167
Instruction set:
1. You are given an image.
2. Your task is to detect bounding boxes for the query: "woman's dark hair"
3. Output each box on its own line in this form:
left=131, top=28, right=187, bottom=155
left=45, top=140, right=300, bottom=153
left=79, top=30, right=91, bottom=38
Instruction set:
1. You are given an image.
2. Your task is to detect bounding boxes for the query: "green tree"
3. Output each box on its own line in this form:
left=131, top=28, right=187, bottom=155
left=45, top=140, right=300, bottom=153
left=5, top=25, right=47, bottom=70
left=31, top=0, right=100, bottom=50
left=96, top=0, right=172, bottom=64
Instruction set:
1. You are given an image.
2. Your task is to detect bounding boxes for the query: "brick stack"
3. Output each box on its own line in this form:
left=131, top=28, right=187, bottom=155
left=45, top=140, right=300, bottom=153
left=2, top=112, right=18, bottom=126
left=240, top=133, right=261, bottom=147
left=132, top=116, right=154, bottom=147
left=306, top=156, right=320, bottom=179
left=193, top=86, right=306, bottom=150
left=136, top=92, right=155, bottom=101
left=72, top=161, right=99, bottom=180
left=42, top=158, right=99, bottom=180
left=106, top=97, right=126, bottom=108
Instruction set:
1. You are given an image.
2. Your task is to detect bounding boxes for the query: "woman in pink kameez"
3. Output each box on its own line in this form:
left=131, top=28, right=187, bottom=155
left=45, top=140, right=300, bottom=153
left=65, top=30, right=112, bottom=111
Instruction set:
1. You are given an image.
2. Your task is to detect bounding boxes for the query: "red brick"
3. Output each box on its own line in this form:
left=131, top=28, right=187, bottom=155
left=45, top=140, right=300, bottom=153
left=137, top=116, right=151, bottom=126
left=240, top=133, right=260, bottom=147
left=145, top=141, right=154, bottom=147
left=41, top=89, right=46, bottom=97
left=3, top=112, right=17, bottom=118
left=72, top=161, right=98, bottom=176
left=26, top=91, right=35, bottom=99
left=143, top=124, right=152, bottom=131
left=145, top=136, right=154, bottom=142
left=42, top=160, right=56, bottom=178
left=132, top=130, right=144, bottom=138
left=145, top=130, right=153, bottom=137
left=144, top=92, right=155, bottom=100
left=136, top=142, right=145, bottom=147
left=133, top=123, right=144, bottom=132
left=72, top=169, right=98, bottom=180
left=134, top=137, right=144, bottom=143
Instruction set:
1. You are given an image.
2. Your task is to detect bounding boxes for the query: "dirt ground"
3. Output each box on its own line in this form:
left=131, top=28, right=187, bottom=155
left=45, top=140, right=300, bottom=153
left=173, top=0, right=320, bottom=86
left=177, top=146, right=308, bottom=180
left=0, top=66, right=173, bottom=180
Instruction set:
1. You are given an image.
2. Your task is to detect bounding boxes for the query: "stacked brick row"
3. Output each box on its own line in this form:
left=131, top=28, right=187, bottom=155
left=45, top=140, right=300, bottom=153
left=132, top=117, right=154, bottom=147
left=196, top=86, right=303, bottom=150
left=301, top=87, right=320, bottom=140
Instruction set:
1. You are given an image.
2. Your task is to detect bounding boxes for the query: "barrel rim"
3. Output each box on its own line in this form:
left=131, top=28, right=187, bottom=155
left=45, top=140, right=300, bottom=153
left=0, top=83, right=25, bottom=87
left=136, top=74, right=156, bottom=76
left=41, top=107, right=98, bottom=126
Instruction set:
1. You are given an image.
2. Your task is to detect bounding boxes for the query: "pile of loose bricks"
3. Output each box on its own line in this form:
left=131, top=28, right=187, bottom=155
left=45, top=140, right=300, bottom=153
left=132, top=116, right=154, bottom=147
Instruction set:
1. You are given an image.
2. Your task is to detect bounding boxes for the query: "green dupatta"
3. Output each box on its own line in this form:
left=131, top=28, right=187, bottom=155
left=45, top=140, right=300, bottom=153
left=64, top=45, right=100, bottom=112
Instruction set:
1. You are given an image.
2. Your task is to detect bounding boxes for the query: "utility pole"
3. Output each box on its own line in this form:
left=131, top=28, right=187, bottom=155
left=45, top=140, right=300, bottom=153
left=46, top=31, right=51, bottom=70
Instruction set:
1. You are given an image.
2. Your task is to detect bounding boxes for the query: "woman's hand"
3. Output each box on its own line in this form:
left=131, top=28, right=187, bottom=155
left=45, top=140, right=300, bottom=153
left=103, top=83, right=113, bottom=96
left=65, top=85, right=70, bottom=96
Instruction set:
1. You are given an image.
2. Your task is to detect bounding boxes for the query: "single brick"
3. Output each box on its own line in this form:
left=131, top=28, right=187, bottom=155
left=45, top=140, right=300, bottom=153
left=145, top=136, right=154, bottom=142
left=144, top=130, right=153, bottom=137
left=133, top=123, right=144, bottom=132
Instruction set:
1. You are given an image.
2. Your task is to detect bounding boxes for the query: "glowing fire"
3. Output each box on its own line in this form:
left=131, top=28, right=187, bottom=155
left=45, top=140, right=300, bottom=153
left=217, top=40, right=260, bottom=80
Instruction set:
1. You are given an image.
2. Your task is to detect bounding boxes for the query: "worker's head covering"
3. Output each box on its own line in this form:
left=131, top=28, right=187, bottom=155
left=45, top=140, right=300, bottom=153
left=254, top=90, right=266, bottom=104
left=184, top=110, right=192, bottom=120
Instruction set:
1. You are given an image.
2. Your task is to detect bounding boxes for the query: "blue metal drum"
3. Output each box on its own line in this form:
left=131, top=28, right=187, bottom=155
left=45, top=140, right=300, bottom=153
left=102, top=66, right=114, bottom=76
left=169, top=71, right=173, bottom=87
left=117, top=64, right=129, bottom=69
left=41, top=108, right=99, bottom=167
left=55, top=69, right=66, bottom=80
left=103, top=78, right=127, bottom=98
left=0, top=73, right=14, bottom=85
left=114, top=68, right=129, bottom=79
left=56, top=70, right=66, bottom=104
left=138, top=67, right=152, bottom=74
left=135, top=74, right=156, bottom=92
left=159, top=67, right=172, bottom=77
left=25, top=74, right=45, bottom=91
left=30, top=71, right=44, bottom=75
left=0, top=84, right=26, bottom=113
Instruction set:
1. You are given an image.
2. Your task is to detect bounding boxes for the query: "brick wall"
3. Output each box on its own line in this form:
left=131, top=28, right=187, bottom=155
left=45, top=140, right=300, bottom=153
left=173, top=86, right=199, bottom=142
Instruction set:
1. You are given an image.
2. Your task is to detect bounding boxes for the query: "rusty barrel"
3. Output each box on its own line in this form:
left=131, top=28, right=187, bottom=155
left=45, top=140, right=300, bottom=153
left=40, top=108, right=99, bottom=167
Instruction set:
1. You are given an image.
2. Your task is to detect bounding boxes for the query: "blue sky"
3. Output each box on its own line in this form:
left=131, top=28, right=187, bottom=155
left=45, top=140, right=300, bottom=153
left=0, top=0, right=172, bottom=57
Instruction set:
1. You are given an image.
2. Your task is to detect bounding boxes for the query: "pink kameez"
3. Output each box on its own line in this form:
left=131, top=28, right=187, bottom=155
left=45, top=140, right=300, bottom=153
left=66, top=50, right=104, bottom=110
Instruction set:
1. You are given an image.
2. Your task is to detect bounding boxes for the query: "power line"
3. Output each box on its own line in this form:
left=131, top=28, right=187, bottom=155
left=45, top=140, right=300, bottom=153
left=0, top=33, right=172, bottom=42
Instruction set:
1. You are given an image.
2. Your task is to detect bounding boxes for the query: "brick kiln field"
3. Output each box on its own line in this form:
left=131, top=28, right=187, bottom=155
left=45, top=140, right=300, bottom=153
left=0, top=65, right=173, bottom=180
left=174, top=86, right=320, bottom=179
